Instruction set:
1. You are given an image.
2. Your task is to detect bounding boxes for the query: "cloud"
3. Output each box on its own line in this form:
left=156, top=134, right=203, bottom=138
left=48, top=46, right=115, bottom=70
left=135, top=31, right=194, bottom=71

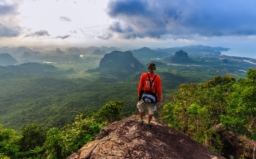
left=0, top=2, right=18, bottom=16
left=0, top=1, right=22, bottom=38
left=34, top=30, right=50, bottom=36
left=59, top=16, right=71, bottom=22
left=97, top=32, right=113, bottom=40
left=56, top=35, right=70, bottom=39
left=0, top=23, right=21, bottom=37
left=106, top=0, right=256, bottom=39
left=25, top=30, right=50, bottom=37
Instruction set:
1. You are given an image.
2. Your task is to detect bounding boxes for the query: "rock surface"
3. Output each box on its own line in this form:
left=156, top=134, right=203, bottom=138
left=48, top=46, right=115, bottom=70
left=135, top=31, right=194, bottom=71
left=68, top=115, right=226, bottom=159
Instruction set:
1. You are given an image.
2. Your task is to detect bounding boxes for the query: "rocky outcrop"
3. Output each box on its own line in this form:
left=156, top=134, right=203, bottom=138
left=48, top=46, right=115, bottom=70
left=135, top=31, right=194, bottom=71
left=99, top=51, right=143, bottom=69
left=166, top=50, right=192, bottom=63
left=68, top=115, right=225, bottom=159
left=97, top=51, right=143, bottom=79
left=211, top=124, right=256, bottom=159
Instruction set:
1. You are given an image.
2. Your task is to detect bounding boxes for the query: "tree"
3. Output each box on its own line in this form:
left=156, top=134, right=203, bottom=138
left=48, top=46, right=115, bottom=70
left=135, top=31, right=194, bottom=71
left=0, top=124, right=19, bottom=158
left=16, top=124, right=47, bottom=158
left=44, top=128, right=64, bottom=159
left=160, top=75, right=235, bottom=152
left=221, top=68, right=256, bottom=139
left=94, top=100, right=124, bottom=124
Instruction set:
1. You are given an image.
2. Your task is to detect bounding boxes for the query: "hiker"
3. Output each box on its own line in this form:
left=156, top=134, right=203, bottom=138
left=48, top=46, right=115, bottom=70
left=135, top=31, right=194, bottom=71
left=137, top=62, right=162, bottom=127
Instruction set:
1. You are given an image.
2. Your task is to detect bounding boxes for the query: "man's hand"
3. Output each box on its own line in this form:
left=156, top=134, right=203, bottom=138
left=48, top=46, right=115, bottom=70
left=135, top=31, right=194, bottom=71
left=157, top=98, right=162, bottom=103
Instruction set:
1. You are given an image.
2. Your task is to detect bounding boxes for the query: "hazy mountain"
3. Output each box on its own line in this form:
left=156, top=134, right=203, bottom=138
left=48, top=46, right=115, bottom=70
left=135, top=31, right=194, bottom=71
left=156, top=45, right=228, bottom=56
left=0, top=53, right=18, bottom=66
left=55, top=48, right=65, bottom=54
left=0, top=47, right=40, bottom=59
left=93, top=49, right=106, bottom=55
left=84, top=46, right=99, bottom=52
left=21, top=52, right=32, bottom=58
left=0, top=46, right=11, bottom=53
left=100, top=46, right=120, bottom=53
left=15, top=46, right=34, bottom=54
left=66, top=47, right=82, bottom=54
left=131, top=47, right=169, bottom=63
left=149, top=60, right=167, bottom=67
left=3, top=62, right=58, bottom=75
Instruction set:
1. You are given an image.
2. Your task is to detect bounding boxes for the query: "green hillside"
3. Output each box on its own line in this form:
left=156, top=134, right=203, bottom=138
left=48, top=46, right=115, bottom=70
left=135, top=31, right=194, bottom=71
left=1, top=48, right=256, bottom=159
left=1, top=69, right=255, bottom=159
left=0, top=62, right=199, bottom=130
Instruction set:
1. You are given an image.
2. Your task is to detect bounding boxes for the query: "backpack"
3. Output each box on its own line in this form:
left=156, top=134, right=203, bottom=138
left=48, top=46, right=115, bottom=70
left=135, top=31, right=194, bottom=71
left=141, top=74, right=157, bottom=103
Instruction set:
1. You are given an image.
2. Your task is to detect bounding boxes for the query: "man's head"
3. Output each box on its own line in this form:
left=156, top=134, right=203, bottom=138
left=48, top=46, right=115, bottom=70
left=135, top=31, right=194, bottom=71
left=148, top=62, right=156, bottom=72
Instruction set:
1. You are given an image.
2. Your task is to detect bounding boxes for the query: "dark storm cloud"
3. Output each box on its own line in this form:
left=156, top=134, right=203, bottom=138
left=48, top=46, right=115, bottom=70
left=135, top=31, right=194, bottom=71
left=56, top=35, right=70, bottom=39
left=0, top=3, right=18, bottom=15
left=59, top=16, right=71, bottom=22
left=25, top=30, right=50, bottom=37
left=34, top=30, right=50, bottom=36
left=0, top=23, right=21, bottom=37
left=107, top=0, right=256, bottom=39
left=108, top=0, right=150, bottom=17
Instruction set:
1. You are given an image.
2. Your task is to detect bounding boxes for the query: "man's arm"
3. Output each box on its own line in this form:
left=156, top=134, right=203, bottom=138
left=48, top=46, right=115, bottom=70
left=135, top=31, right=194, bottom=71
left=138, top=74, right=144, bottom=98
left=157, top=76, right=162, bottom=100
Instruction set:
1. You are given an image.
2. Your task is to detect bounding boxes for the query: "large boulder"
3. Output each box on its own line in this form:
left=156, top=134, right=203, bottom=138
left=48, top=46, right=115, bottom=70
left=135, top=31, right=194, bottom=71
left=68, top=115, right=225, bottom=159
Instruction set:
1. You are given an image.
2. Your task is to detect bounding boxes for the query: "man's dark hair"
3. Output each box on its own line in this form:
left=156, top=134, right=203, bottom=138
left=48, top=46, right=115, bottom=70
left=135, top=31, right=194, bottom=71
left=148, top=62, right=156, bottom=71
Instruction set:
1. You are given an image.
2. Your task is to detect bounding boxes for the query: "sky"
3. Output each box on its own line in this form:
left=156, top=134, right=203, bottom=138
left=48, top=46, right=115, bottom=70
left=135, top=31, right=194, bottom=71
left=1, top=0, right=256, bottom=58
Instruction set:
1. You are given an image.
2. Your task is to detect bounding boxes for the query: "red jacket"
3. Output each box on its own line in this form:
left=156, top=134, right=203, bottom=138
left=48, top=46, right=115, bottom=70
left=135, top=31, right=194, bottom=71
left=138, top=72, right=162, bottom=99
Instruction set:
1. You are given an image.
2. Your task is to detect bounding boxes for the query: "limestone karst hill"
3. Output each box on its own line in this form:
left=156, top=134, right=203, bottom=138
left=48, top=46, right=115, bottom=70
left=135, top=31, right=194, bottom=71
left=99, top=51, right=143, bottom=70
left=68, top=115, right=225, bottom=159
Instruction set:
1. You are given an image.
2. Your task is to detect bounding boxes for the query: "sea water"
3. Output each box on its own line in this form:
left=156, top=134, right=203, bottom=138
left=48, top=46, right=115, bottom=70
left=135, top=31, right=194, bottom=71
left=222, top=51, right=256, bottom=59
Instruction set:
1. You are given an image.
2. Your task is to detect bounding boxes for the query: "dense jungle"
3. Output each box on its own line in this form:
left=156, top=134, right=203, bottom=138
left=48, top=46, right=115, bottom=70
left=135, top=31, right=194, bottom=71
left=0, top=45, right=256, bottom=158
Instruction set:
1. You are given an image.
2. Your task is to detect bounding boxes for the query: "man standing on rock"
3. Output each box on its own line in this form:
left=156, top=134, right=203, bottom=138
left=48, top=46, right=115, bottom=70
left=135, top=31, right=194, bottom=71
left=137, top=62, right=162, bottom=127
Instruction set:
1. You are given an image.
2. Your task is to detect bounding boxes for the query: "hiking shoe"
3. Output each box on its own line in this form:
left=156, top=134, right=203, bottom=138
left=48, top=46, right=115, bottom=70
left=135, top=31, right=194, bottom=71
left=146, top=123, right=152, bottom=128
left=138, top=120, right=144, bottom=125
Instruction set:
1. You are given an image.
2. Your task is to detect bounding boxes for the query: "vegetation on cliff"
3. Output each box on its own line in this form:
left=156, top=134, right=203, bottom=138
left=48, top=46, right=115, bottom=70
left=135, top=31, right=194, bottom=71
left=1, top=69, right=256, bottom=158
left=0, top=100, right=123, bottom=159
left=1, top=47, right=256, bottom=158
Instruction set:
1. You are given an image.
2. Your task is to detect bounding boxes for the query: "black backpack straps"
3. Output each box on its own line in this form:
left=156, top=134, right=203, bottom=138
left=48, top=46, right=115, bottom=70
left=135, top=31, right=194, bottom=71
left=152, top=74, right=157, bottom=83
left=147, top=73, right=151, bottom=87
left=147, top=73, right=157, bottom=91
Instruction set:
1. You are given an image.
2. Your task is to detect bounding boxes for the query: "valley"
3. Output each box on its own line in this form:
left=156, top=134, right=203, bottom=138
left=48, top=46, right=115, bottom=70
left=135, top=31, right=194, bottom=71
left=0, top=45, right=255, bottom=130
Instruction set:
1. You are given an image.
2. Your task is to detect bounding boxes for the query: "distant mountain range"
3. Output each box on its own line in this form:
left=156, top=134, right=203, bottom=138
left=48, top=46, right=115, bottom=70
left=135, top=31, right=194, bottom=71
left=0, top=45, right=248, bottom=67
left=131, top=47, right=169, bottom=62
left=0, top=45, right=229, bottom=56
left=156, top=45, right=228, bottom=56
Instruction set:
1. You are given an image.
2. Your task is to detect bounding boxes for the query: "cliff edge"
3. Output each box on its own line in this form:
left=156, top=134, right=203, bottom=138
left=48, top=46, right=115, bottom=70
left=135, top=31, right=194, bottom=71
left=68, top=115, right=225, bottom=159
